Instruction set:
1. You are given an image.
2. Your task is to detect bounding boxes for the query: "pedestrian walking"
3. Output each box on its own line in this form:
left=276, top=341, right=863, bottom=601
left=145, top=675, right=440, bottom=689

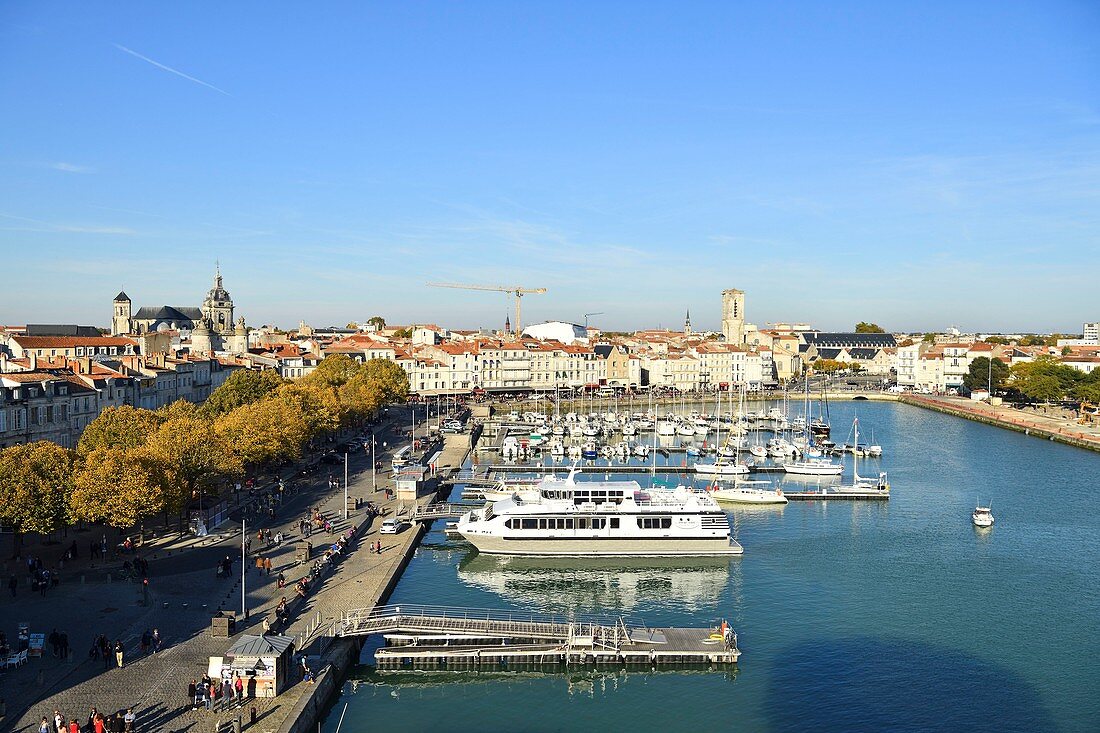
left=67, top=719, right=78, bottom=733
left=261, top=617, right=271, bottom=635
left=263, top=557, right=272, bottom=576
left=87, top=707, right=98, bottom=731
left=151, top=628, right=162, bottom=653
left=114, top=639, right=124, bottom=668
left=234, top=674, right=243, bottom=699
left=39, top=717, right=50, bottom=733
left=140, top=630, right=151, bottom=654
left=53, top=710, right=63, bottom=732
left=59, top=632, right=69, bottom=659
left=187, top=680, right=197, bottom=710
left=93, top=714, right=104, bottom=733
left=48, top=629, right=59, bottom=658
left=123, top=709, right=135, bottom=733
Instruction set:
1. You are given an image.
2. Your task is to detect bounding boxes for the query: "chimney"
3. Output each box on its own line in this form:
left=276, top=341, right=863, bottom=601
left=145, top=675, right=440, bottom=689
left=0, top=353, right=7, bottom=373
left=30, top=353, right=37, bottom=370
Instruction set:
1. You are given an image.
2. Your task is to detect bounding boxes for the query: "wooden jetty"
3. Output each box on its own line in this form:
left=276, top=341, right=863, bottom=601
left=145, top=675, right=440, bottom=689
left=338, top=604, right=739, bottom=670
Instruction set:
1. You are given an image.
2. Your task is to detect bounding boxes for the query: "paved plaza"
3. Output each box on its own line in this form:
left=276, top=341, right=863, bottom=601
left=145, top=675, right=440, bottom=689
left=1, top=408, right=470, bottom=732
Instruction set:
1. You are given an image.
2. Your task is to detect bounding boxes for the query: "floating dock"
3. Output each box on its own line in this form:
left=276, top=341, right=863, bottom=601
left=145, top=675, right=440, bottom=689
left=339, top=604, right=739, bottom=670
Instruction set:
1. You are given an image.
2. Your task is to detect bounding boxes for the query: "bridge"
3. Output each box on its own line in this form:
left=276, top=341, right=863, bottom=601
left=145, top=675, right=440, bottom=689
left=336, top=604, right=739, bottom=669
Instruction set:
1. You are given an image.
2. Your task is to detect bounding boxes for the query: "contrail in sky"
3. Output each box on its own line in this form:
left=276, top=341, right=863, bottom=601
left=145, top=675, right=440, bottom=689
left=114, top=43, right=231, bottom=96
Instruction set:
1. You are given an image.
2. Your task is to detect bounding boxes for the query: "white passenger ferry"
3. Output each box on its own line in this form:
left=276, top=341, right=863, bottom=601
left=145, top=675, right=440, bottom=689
left=456, top=468, right=743, bottom=557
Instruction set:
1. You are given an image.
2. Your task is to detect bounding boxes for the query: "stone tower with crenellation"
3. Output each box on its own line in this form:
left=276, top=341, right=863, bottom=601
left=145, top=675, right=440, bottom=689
left=721, top=289, right=745, bottom=345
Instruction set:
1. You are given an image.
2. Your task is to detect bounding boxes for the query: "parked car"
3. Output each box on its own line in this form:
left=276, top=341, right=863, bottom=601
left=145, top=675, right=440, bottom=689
left=379, top=519, right=403, bottom=534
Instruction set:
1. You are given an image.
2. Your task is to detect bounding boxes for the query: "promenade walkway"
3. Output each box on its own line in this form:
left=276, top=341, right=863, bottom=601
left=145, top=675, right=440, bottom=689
left=903, top=394, right=1100, bottom=451
left=1, top=406, right=470, bottom=732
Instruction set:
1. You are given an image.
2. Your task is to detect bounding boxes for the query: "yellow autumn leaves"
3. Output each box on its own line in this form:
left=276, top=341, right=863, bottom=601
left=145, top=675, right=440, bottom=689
left=0, top=356, right=408, bottom=534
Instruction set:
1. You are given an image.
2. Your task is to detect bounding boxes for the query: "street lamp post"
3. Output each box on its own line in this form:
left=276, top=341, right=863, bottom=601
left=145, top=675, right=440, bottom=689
left=241, top=516, right=247, bottom=618
left=371, top=436, right=377, bottom=493
left=344, top=451, right=349, bottom=519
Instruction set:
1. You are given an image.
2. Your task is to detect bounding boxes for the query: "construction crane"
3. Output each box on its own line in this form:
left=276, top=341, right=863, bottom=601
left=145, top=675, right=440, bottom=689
left=583, top=312, right=604, bottom=329
left=427, top=282, right=548, bottom=333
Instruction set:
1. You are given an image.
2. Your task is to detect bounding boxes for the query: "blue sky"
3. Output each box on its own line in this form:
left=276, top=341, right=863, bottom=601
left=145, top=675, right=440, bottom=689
left=1, top=1, right=1097, bottom=333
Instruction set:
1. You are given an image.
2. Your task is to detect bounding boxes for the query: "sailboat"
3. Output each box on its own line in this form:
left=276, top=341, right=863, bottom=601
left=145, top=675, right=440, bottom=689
left=836, top=418, right=889, bottom=494
left=696, top=386, right=750, bottom=477
left=784, top=376, right=843, bottom=475
left=709, top=479, right=788, bottom=505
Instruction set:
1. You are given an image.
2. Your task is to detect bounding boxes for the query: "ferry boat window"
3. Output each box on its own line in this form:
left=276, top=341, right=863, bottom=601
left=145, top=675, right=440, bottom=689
left=521, top=518, right=538, bottom=529
left=637, top=517, right=673, bottom=529
left=578, top=518, right=588, bottom=530
left=593, top=518, right=606, bottom=529
left=566, top=518, right=574, bottom=529
left=610, top=518, right=620, bottom=529
left=538, top=519, right=547, bottom=529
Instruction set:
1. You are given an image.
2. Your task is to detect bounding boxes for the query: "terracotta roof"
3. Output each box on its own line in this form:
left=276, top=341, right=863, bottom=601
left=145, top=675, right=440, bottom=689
left=11, top=336, right=137, bottom=348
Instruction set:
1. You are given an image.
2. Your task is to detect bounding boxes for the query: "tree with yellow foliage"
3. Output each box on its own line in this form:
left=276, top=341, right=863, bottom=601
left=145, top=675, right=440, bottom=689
left=77, top=405, right=161, bottom=455
left=0, top=442, right=75, bottom=535
left=144, top=413, right=240, bottom=513
left=71, top=448, right=164, bottom=527
left=363, top=357, right=409, bottom=403
left=216, top=396, right=309, bottom=467
left=278, top=383, right=343, bottom=438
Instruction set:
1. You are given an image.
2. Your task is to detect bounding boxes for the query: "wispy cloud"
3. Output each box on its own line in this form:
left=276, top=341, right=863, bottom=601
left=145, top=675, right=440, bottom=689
left=50, top=162, right=92, bottom=173
left=114, top=44, right=231, bottom=96
left=0, top=212, right=138, bottom=236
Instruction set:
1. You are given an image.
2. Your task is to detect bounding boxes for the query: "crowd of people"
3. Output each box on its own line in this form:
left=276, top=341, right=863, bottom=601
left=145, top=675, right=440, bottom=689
left=39, top=705, right=136, bottom=733
left=187, top=672, right=246, bottom=712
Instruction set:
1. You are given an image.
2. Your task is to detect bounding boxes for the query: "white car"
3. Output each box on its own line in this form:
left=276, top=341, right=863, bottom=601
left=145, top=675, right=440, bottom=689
left=379, top=519, right=401, bottom=534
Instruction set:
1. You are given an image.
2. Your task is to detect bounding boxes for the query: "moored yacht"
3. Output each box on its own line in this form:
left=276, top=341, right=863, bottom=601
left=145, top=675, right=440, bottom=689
left=456, top=469, right=743, bottom=557
left=783, top=457, right=843, bottom=476
left=707, top=480, right=787, bottom=505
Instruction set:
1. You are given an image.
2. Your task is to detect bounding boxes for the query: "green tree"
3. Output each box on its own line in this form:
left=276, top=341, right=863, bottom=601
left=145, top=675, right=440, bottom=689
left=0, top=442, right=75, bottom=535
left=1073, top=380, right=1100, bottom=403
left=962, top=357, right=1010, bottom=393
left=1018, top=374, right=1063, bottom=402
left=855, top=322, right=885, bottom=333
left=346, top=321, right=359, bottom=330
left=392, top=328, right=412, bottom=339
left=921, top=333, right=937, bottom=343
left=202, top=369, right=285, bottom=417
left=77, top=405, right=161, bottom=455
left=71, top=448, right=164, bottom=527
left=367, top=316, right=386, bottom=330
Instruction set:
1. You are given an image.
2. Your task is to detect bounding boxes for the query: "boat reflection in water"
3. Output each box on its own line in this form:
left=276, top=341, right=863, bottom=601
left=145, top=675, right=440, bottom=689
left=455, top=551, right=733, bottom=614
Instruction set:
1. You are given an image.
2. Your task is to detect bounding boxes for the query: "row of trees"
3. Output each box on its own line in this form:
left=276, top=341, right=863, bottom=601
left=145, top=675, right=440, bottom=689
left=813, top=359, right=863, bottom=374
left=962, top=356, right=1100, bottom=403
left=0, top=356, right=408, bottom=536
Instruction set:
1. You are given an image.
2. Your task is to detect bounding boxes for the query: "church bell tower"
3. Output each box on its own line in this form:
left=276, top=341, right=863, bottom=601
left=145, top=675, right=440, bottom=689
left=202, top=264, right=234, bottom=335
left=721, top=289, right=745, bottom=344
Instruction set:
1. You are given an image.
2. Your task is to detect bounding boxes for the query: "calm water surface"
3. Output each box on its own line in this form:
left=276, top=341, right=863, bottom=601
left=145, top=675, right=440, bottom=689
left=322, top=402, right=1099, bottom=732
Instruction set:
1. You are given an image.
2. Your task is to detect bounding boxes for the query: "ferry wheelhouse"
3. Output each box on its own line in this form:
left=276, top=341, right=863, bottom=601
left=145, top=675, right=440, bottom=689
left=456, top=469, right=743, bottom=557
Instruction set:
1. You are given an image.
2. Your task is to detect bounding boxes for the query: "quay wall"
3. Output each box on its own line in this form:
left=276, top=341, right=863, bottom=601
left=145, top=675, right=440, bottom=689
left=278, top=437, right=468, bottom=733
left=899, top=395, right=1100, bottom=454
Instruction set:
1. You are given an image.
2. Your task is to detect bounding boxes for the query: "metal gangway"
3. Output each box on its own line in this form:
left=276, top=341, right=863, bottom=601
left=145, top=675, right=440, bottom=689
left=338, top=604, right=634, bottom=651
left=400, top=503, right=475, bottom=522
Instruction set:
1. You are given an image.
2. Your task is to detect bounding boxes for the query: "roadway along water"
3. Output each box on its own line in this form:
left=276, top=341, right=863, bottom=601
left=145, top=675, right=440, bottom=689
left=322, top=402, right=1100, bottom=733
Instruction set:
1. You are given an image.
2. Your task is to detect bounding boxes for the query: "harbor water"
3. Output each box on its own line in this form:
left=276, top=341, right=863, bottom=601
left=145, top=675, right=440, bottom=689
left=322, top=401, right=1100, bottom=733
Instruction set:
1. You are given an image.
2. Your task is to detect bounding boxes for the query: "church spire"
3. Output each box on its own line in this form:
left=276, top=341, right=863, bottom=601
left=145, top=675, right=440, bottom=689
left=684, top=309, right=692, bottom=335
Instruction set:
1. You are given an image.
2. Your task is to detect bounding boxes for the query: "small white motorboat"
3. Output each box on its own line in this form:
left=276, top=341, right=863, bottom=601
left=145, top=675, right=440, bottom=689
left=972, top=502, right=994, bottom=528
